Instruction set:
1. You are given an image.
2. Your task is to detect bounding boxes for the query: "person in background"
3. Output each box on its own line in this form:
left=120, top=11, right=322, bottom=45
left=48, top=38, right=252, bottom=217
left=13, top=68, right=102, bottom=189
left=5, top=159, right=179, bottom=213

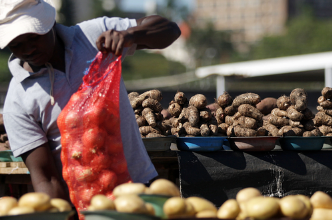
left=0, top=0, right=181, bottom=205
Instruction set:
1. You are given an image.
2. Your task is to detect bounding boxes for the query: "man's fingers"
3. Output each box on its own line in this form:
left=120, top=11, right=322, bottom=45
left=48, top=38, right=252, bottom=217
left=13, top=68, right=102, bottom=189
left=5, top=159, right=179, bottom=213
left=105, top=36, right=113, bottom=52
left=96, top=30, right=128, bottom=55
left=96, top=36, right=106, bottom=52
left=115, top=39, right=124, bottom=56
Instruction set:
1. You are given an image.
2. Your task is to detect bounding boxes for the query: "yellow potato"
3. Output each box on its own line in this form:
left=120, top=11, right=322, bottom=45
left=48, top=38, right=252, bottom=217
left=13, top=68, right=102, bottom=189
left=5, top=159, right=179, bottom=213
left=310, top=191, right=332, bottom=209
left=296, top=194, right=312, bottom=216
left=18, top=192, right=51, bottom=211
left=47, top=207, right=59, bottom=212
left=186, top=197, right=217, bottom=213
left=0, top=197, right=18, bottom=216
left=114, top=194, right=148, bottom=214
left=90, top=194, right=115, bottom=210
left=163, top=197, right=195, bottom=218
left=145, top=203, right=155, bottom=216
left=237, top=202, right=249, bottom=220
left=185, top=201, right=196, bottom=217
left=310, top=208, right=332, bottom=220
left=236, top=187, right=262, bottom=203
left=149, top=179, right=180, bottom=197
left=7, top=206, right=35, bottom=215
left=113, top=183, right=147, bottom=197
left=144, top=187, right=152, bottom=194
left=87, top=206, right=96, bottom=211
left=246, top=197, right=279, bottom=219
left=50, top=198, right=72, bottom=212
left=279, top=195, right=307, bottom=219
left=217, top=199, right=240, bottom=219
left=196, top=210, right=217, bottom=218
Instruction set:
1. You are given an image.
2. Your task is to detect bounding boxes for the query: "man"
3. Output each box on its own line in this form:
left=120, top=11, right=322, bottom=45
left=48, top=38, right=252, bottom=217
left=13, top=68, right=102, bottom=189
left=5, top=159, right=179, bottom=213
left=0, top=0, right=181, bottom=203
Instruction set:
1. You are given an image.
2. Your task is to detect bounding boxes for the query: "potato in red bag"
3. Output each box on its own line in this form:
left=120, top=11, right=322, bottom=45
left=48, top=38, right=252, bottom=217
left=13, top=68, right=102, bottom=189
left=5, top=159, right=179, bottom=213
left=57, top=53, right=132, bottom=220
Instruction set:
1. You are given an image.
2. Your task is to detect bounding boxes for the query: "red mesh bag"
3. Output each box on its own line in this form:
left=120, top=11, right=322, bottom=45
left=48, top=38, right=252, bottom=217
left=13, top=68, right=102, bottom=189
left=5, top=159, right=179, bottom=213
left=57, top=52, right=132, bottom=220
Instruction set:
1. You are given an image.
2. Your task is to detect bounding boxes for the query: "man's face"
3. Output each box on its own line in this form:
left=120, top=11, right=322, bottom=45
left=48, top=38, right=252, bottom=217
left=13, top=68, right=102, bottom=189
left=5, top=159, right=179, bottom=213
left=7, top=30, right=54, bottom=67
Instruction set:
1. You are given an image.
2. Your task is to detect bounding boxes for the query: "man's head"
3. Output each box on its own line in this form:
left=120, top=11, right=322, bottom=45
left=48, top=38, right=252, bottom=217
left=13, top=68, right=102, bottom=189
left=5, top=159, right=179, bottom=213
left=0, top=0, right=56, bottom=66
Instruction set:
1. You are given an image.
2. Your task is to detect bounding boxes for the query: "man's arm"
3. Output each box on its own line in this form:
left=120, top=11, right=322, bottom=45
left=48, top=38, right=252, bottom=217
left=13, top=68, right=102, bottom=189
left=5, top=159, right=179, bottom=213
left=22, top=143, right=69, bottom=201
left=133, top=15, right=181, bottom=50
left=96, top=15, right=181, bottom=55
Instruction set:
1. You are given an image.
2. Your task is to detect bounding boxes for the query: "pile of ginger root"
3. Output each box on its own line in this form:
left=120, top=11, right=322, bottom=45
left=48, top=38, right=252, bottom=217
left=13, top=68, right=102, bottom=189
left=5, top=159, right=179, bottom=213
left=264, top=88, right=320, bottom=137
left=128, top=89, right=171, bottom=138
left=129, top=87, right=332, bottom=138
left=163, top=92, right=223, bottom=137
left=222, top=92, right=268, bottom=137
left=314, top=87, right=332, bottom=136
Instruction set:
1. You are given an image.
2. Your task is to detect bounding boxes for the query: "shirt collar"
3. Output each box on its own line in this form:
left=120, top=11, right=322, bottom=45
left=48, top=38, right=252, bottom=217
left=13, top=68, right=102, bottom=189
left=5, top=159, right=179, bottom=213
left=8, top=23, right=75, bottom=83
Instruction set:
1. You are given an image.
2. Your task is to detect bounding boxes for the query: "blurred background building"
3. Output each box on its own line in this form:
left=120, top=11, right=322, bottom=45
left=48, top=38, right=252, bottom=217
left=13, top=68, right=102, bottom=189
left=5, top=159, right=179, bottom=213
left=193, top=0, right=287, bottom=53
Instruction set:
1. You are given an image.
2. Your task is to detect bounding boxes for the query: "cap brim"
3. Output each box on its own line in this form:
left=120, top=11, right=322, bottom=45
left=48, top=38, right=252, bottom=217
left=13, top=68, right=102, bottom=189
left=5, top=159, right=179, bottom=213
left=0, top=1, right=56, bottom=49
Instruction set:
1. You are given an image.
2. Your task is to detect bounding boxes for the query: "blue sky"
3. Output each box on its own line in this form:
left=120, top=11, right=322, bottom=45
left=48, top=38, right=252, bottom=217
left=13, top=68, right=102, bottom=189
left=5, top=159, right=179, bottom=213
left=119, top=0, right=195, bottom=13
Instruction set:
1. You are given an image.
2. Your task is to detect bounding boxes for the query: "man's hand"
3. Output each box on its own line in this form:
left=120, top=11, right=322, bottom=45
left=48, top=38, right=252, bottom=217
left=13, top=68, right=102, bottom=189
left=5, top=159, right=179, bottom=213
left=96, top=29, right=135, bottom=56
left=96, top=15, right=181, bottom=55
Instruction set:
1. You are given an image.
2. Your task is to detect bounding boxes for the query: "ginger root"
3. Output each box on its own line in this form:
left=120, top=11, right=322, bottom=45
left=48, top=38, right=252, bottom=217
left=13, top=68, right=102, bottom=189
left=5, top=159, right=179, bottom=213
left=215, top=107, right=225, bottom=124
left=276, top=95, right=291, bottom=110
left=183, top=122, right=201, bottom=136
left=199, top=108, right=212, bottom=123
left=263, top=123, right=279, bottom=137
left=319, top=125, right=332, bottom=136
left=234, top=125, right=257, bottom=137
left=238, top=104, right=263, bottom=121
left=200, top=124, right=211, bottom=136
left=232, top=93, right=260, bottom=108
left=168, top=102, right=182, bottom=117
left=237, top=116, right=258, bottom=129
left=322, top=87, right=332, bottom=99
left=314, top=112, right=332, bottom=127
left=139, top=126, right=161, bottom=136
left=317, top=106, right=332, bottom=116
left=142, top=98, right=163, bottom=113
left=224, top=105, right=237, bottom=116
left=189, top=94, right=207, bottom=110
left=268, top=115, right=289, bottom=127
left=290, top=88, right=307, bottom=111
left=271, top=108, right=288, bottom=118
left=286, top=106, right=304, bottom=121
left=142, top=108, right=156, bottom=127
left=174, top=91, right=187, bottom=105
left=217, top=92, right=233, bottom=108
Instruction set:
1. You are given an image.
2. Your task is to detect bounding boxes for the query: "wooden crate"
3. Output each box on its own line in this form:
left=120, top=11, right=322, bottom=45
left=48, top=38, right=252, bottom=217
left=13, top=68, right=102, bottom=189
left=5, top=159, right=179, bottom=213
left=0, top=162, right=29, bottom=174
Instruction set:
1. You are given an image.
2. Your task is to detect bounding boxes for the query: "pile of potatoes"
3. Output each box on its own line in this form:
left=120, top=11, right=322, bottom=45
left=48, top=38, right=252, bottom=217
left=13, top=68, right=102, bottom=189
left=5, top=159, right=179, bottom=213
left=87, top=178, right=181, bottom=216
left=128, top=90, right=171, bottom=138
left=219, top=187, right=332, bottom=220
left=86, top=178, right=221, bottom=219
left=223, top=93, right=268, bottom=137
left=264, top=88, right=319, bottom=137
left=164, top=92, right=224, bottom=137
left=86, top=178, right=332, bottom=220
left=315, top=87, right=332, bottom=136
left=0, top=192, right=72, bottom=216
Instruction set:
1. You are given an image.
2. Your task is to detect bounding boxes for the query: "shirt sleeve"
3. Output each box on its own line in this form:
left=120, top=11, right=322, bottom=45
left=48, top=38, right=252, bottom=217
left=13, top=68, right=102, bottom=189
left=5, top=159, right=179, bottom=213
left=2, top=80, right=48, bottom=157
left=3, top=111, right=48, bottom=157
left=77, top=17, right=138, bottom=56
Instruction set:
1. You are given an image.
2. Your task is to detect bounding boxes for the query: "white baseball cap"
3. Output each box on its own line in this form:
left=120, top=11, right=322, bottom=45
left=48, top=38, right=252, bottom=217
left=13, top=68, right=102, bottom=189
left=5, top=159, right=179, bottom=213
left=0, top=0, right=56, bottom=49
